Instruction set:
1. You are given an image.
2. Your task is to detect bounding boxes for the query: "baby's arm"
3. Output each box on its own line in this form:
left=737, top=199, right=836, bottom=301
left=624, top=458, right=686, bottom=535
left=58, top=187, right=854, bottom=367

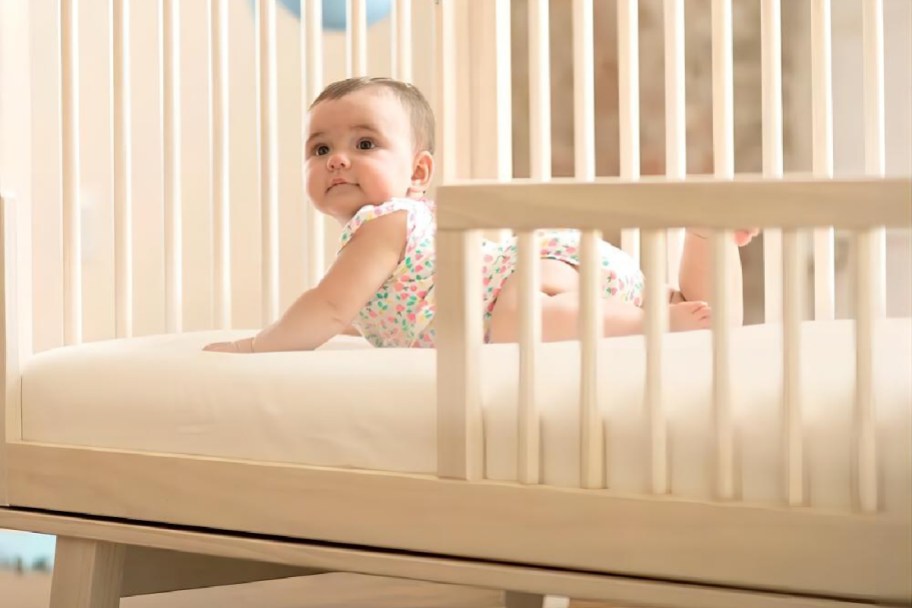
left=204, top=212, right=407, bottom=353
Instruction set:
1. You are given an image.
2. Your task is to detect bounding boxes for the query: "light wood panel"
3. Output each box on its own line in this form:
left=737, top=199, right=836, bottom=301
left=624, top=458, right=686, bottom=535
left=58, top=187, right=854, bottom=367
left=50, top=537, right=125, bottom=608
left=0, top=508, right=892, bottom=607
left=435, top=177, right=912, bottom=232
left=4, top=443, right=910, bottom=600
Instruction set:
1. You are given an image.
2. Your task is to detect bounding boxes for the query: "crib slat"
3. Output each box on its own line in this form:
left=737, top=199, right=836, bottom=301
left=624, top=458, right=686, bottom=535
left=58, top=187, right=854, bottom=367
left=663, top=0, right=685, bottom=287
left=528, top=0, right=551, bottom=181
left=211, top=0, right=231, bottom=328
left=163, top=0, right=183, bottom=334
left=306, top=0, right=325, bottom=287
left=61, top=0, right=82, bottom=345
left=643, top=230, right=668, bottom=495
left=579, top=230, right=603, bottom=489
left=573, top=0, right=595, bottom=181
left=854, top=229, right=879, bottom=513
left=352, top=0, right=367, bottom=77
left=710, top=3, right=735, bottom=501
left=712, top=231, right=735, bottom=500
left=113, top=0, right=133, bottom=338
left=863, top=0, right=887, bottom=317
left=761, top=0, right=784, bottom=324
left=343, top=0, right=353, bottom=77
left=517, top=231, right=541, bottom=485
left=782, top=229, right=804, bottom=506
left=494, top=0, right=512, bottom=182
left=435, top=0, right=456, bottom=183
left=393, top=0, right=412, bottom=83
left=811, top=0, right=835, bottom=321
left=712, top=0, right=734, bottom=179
left=258, top=0, right=279, bottom=325
left=436, top=230, right=484, bottom=481
left=618, top=0, right=640, bottom=264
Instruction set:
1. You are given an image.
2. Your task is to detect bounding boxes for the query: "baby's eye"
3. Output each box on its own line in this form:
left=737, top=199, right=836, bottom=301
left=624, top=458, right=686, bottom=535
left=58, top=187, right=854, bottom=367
left=312, top=144, right=330, bottom=156
left=357, top=138, right=376, bottom=151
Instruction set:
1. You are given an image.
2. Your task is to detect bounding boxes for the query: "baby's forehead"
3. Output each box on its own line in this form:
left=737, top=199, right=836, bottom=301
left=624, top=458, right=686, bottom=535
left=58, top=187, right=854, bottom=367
left=307, top=87, right=409, bottom=131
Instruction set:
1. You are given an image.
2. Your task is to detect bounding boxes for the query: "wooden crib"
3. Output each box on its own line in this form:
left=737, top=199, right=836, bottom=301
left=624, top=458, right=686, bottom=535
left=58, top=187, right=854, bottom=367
left=1, top=1, right=911, bottom=606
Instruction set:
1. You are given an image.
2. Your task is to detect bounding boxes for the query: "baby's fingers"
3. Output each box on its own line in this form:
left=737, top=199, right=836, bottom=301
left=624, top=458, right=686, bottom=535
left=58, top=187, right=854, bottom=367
left=204, top=341, right=237, bottom=353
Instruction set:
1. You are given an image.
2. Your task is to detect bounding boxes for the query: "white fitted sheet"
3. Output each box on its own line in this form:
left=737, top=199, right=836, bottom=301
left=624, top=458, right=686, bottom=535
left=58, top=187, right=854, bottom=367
left=21, top=319, right=911, bottom=513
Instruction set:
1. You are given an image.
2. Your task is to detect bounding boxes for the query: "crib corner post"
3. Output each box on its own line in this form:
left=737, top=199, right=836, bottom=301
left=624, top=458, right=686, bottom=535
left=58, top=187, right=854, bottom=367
left=0, top=192, right=21, bottom=505
left=435, top=207, right=484, bottom=481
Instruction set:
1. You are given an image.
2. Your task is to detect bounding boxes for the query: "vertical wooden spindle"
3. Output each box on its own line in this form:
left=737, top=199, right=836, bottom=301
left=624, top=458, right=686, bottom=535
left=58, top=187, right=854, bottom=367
left=663, top=0, right=686, bottom=286
left=863, top=0, right=887, bottom=317
left=211, top=0, right=231, bottom=328
left=643, top=229, right=668, bottom=495
left=61, top=0, right=82, bottom=345
left=436, top=229, right=484, bottom=481
left=618, top=0, right=640, bottom=264
left=113, top=0, right=133, bottom=338
left=306, top=0, right=325, bottom=286
left=761, top=0, right=784, bottom=323
left=396, top=0, right=412, bottom=83
left=572, top=0, right=595, bottom=181
left=711, top=0, right=735, bottom=500
left=811, top=0, right=835, bottom=320
left=517, top=231, right=541, bottom=485
left=782, top=229, right=805, bottom=506
left=352, top=0, right=367, bottom=76
left=712, top=231, right=735, bottom=500
left=258, top=0, right=279, bottom=325
left=163, top=0, right=183, bottom=333
left=528, top=0, right=551, bottom=181
left=435, top=0, right=456, bottom=183
left=579, top=229, right=603, bottom=489
left=854, top=229, right=879, bottom=513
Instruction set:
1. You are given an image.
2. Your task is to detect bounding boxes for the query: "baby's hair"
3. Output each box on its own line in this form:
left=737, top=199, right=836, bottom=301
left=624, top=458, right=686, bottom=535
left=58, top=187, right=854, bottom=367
left=310, top=77, right=435, bottom=154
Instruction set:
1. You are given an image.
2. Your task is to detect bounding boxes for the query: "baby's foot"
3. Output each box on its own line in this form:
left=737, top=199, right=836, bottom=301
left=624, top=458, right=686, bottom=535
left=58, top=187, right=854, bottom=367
left=669, top=301, right=711, bottom=332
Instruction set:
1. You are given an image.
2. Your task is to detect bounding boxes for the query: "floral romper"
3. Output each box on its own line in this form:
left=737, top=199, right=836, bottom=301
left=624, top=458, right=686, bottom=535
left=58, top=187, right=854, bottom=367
left=339, top=198, right=644, bottom=348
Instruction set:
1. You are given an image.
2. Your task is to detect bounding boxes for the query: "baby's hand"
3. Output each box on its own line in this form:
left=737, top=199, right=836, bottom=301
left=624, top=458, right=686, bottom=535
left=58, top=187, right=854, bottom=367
left=203, top=338, right=255, bottom=353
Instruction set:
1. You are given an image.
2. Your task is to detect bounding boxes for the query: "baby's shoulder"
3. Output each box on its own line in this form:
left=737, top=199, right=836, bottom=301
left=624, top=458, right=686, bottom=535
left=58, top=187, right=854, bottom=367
left=340, top=198, right=435, bottom=249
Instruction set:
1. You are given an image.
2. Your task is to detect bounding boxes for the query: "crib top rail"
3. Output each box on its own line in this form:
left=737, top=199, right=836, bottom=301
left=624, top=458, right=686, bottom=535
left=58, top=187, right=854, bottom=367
left=436, top=176, right=912, bottom=232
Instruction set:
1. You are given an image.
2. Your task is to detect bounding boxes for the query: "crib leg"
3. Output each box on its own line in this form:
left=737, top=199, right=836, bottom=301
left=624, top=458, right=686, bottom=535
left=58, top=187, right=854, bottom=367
left=50, top=536, right=126, bottom=608
left=504, top=592, right=570, bottom=608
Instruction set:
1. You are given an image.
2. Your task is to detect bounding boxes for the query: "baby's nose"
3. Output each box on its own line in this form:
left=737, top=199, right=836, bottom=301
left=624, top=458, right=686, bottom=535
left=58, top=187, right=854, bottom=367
left=327, top=152, right=350, bottom=171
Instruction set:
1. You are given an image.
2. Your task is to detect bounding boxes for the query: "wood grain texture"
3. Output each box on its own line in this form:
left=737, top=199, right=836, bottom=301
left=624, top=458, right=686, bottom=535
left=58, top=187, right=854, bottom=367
left=50, top=537, right=125, bottom=608
left=4, top=443, right=910, bottom=601
left=0, top=508, right=889, bottom=607
left=436, top=177, right=912, bottom=231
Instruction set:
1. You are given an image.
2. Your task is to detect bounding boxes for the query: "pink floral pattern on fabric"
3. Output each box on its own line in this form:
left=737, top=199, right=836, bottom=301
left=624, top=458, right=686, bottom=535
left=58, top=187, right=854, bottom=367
left=340, top=199, right=438, bottom=348
left=340, top=200, right=644, bottom=348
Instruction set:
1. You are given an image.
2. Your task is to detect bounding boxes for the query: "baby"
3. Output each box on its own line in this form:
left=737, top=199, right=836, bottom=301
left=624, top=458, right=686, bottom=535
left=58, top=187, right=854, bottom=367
left=205, top=77, right=755, bottom=353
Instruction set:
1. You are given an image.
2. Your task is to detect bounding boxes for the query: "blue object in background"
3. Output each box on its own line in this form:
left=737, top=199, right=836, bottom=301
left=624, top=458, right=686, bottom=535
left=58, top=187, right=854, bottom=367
left=271, top=0, right=392, bottom=31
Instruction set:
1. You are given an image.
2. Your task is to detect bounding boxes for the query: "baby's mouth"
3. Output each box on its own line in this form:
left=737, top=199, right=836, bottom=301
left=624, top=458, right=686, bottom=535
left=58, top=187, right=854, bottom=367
left=327, top=180, right=355, bottom=192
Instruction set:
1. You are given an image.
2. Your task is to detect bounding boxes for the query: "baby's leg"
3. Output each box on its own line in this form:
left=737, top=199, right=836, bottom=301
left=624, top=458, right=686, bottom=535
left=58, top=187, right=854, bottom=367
left=488, top=260, right=708, bottom=343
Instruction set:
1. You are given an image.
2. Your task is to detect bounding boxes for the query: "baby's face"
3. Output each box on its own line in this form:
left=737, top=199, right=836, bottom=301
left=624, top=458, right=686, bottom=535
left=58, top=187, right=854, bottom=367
left=304, top=88, right=420, bottom=223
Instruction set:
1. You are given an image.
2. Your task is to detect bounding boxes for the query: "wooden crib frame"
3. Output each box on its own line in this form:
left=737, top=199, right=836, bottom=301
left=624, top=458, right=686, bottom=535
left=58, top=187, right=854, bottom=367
left=2, top=0, right=912, bottom=606
left=2, top=176, right=911, bottom=606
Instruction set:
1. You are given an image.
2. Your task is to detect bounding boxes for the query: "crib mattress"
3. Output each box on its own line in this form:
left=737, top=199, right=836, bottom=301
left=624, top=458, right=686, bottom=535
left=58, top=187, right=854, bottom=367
left=20, top=319, right=912, bottom=513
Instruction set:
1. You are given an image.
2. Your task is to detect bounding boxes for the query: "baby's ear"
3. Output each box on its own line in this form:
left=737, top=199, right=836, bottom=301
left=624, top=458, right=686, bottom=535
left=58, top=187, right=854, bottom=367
left=411, top=151, right=434, bottom=191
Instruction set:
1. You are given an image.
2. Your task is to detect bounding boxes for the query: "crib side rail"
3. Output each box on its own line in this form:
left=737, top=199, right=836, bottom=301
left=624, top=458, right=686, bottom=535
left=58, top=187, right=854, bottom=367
left=435, top=176, right=912, bottom=233
left=435, top=175, right=912, bottom=499
left=0, top=193, right=21, bottom=505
